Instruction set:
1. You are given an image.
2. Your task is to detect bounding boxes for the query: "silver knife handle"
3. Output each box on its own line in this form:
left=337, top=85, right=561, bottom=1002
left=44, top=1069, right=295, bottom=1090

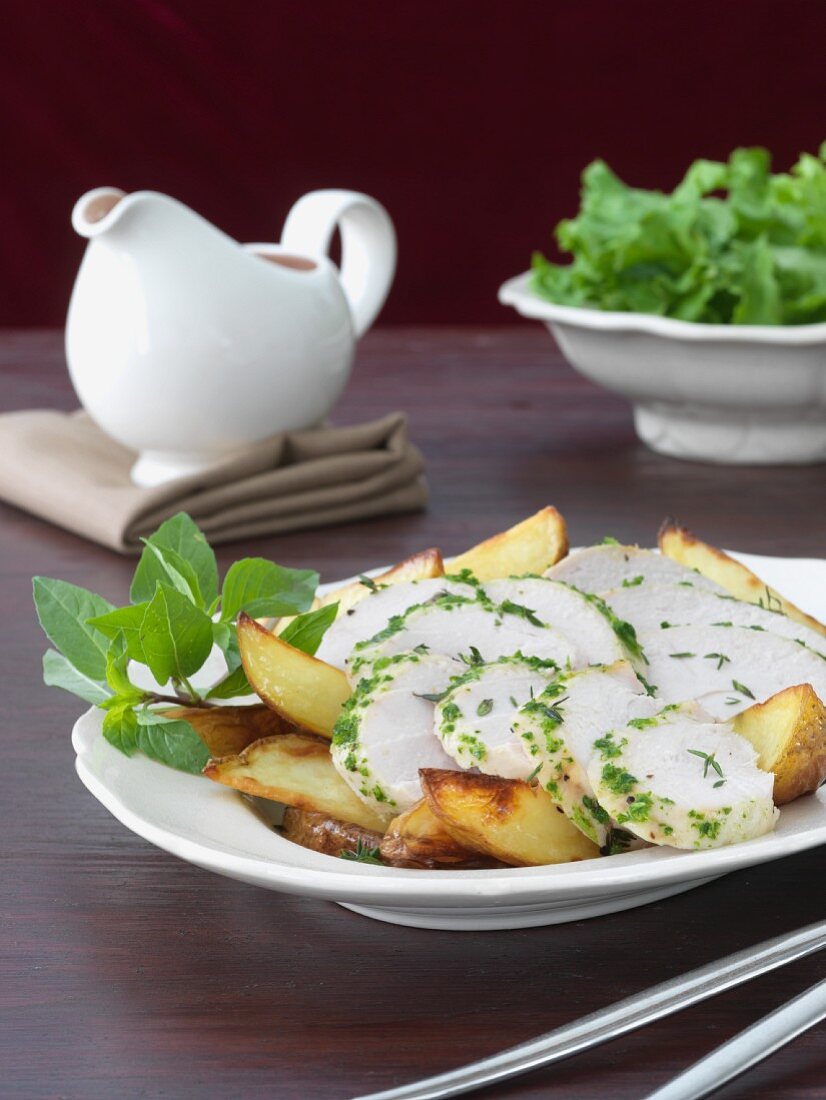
left=353, top=920, right=826, bottom=1100
left=644, top=976, right=826, bottom=1100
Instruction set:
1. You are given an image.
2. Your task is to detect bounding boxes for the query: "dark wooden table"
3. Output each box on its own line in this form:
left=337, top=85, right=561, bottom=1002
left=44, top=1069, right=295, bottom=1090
left=3, top=328, right=825, bottom=1100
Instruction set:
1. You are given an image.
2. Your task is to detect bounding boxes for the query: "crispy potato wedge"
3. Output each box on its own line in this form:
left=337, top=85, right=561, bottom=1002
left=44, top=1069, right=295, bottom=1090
left=162, top=704, right=293, bottom=758
left=237, top=612, right=350, bottom=737
left=734, top=684, right=826, bottom=805
left=380, top=798, right=501, bottom=868
left=420, top=769, right=600, bottom=866
left=275, top=547, right=445, bottom=634
left=449, top=506, right=569, bottom=581
left=658, top=519, right=826, bottom=639
left=203, top=732, right=387, bottom=832
left=281, top=806, right=385, bottom=859
left=317, top=547, right=445, bottom=616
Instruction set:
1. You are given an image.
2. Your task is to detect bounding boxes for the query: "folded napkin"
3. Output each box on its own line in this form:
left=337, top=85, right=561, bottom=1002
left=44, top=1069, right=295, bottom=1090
left=0, top=409, right=427, bottom=552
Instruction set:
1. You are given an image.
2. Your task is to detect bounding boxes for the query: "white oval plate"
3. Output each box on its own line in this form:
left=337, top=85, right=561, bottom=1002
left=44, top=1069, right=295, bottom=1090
left=73, top=550, right=826, bottom=930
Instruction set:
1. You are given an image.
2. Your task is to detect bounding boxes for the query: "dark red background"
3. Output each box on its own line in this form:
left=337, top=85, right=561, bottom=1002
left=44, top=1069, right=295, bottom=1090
left=1, top=0, right=824, bottom=327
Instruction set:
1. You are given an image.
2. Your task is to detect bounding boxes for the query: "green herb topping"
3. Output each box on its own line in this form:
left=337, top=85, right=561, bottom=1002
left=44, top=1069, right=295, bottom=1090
left=340, top=838, right=383, bottom=865
left=459, top=645, right=485, bottom=667
left=499, top=599, right=544, bottom=627
left=732, top=679, right=756, bottom=699
left=704, top=652, right=731, bottom=670
left=687, top=748, right=725, bottom=781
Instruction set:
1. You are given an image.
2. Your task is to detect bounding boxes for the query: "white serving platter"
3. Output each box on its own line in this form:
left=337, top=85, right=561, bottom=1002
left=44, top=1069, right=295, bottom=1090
left=73, top=550, right=826, bottom=930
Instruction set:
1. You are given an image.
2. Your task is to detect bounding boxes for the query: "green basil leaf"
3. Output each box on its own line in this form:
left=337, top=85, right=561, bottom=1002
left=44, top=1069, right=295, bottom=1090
left=137, top=540, right=204, bottom=607
left=42, top=648, right=112, bottom=705
left=221, top=558, right=318, bottom=621
left=104, top=633, right=147, bottom=702
left=279, top=602, right=339, bottom=656
left=206, top=664, right=252, bottom=700
left=131, top=513, right=218, bottom=607
left=102, top=702, right=139, bottom=756
left=33, top=577, right=115, bottom=680
left=211, top=620, right=242, bottom=674
left=88, top=603, right=150, bottom=664
left=138, top=583, right=214, bottom=685
left=133, top=709, right=210, bottom=773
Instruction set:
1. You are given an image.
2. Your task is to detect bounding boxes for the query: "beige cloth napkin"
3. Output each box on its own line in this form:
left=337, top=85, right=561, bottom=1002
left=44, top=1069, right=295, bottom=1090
left=0, top=409, right=427, bottom=552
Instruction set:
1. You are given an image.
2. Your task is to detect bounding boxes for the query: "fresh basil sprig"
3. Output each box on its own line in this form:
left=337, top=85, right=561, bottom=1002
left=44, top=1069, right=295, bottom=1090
left=33, top=512, right=330, bottom=774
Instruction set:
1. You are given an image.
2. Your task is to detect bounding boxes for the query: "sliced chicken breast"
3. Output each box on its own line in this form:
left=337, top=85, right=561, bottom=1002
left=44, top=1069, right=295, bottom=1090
left=350, top=594, right=577, bottom=675
left=626, top=622, right=826, bottom=719
left=587, top=715, right=778, bottom=849
left=512, top=661, right=658, bottom=847
left=331, top=651, right=464, bottom=819
left=434, top=655, right=560, bottom=778
left=316, top=575, right=477, bottom=669
left=545, top=545, right=725, bottom=596
left=483, top=577, right=632, bottom=666
left=605, top=582, right=826, bottom=658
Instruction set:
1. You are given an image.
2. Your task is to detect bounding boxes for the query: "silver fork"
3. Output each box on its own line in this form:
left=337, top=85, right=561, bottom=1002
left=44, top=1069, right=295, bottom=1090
left=351, top=919, right=826, bottom=1100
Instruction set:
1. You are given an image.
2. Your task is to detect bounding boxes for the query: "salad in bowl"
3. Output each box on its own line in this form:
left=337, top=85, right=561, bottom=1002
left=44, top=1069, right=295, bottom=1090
left=500, top=145, right=826, bottom=464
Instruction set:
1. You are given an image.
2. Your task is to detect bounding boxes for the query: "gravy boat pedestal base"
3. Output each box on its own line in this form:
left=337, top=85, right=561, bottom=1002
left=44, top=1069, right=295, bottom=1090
left=131, top=449, right=228, bottom=487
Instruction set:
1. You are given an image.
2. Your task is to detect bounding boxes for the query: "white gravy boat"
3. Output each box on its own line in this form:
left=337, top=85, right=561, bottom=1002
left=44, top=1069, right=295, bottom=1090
left=66, top=188, right=396, bottom=485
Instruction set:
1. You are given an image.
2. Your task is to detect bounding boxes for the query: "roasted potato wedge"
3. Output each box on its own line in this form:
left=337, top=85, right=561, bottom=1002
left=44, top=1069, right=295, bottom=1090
left=162, top=703, right=293, bottom=758
left=316, top=547, right=445, bottom=616
left=276, top=547, right=445, bottom=633
left=734, top=683, right=826, bottom=805
left=203, top=732, right=387, bottom=832
left=659, top=520, right=826, bottom=639
left=237, top=612, right=350, bottom=736
left=281, top=806, right=384, bottom=859
left=449, top=506, right=569, bottom=581
left=420, top=769, right=600, bottom=866
left=380, top=798, right=501, bottom=868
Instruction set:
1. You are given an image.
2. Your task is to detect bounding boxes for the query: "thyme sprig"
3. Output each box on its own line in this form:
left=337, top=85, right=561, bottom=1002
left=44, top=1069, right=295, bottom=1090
left=340, top=838, right=383, bottom=865
left=687, top=748, right=725, bottom=785
left=704, top=652, right=731, bottom=670
left=732, top=679, right=756, bottom=699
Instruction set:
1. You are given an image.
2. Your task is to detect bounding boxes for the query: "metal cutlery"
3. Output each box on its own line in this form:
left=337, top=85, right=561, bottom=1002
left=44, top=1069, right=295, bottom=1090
left=644, top=975, right=826, bottom=1100
left=352, top=919, right=826, bottom=1100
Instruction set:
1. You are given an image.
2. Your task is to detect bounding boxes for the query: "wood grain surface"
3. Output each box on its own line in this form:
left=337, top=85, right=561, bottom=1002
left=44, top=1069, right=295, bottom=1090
left=2, top=328, right=825, bottom=1100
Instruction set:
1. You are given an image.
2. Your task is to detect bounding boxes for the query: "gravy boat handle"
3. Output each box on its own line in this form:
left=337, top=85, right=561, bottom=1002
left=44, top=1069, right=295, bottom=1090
left=281, top=189, right=397, bottom=338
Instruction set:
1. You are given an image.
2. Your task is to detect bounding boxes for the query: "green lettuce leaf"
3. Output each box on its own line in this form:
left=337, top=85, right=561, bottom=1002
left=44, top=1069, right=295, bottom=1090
left=531, top=144, right=826, bottom=325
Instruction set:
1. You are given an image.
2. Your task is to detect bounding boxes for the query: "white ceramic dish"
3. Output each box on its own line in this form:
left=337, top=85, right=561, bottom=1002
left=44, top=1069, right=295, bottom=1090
left=73, top=550, right=826, bottom=931
left=499, top=272, right=826, bottom=466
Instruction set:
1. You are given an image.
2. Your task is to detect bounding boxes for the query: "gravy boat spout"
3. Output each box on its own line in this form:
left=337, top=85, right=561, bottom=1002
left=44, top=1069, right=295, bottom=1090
left=71, top=187, right=129, bottom=238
